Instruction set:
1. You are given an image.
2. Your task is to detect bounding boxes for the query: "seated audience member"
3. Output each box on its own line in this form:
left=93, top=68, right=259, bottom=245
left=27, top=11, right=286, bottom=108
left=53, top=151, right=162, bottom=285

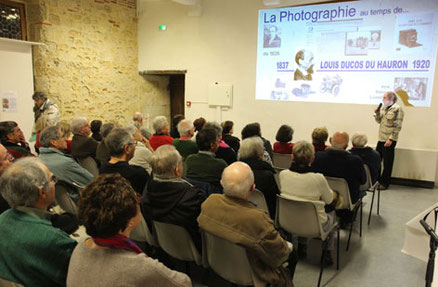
left=238, top=137, right=279, bottom=218
left=125, top=124, right=153, bottom=173
left=172, top=119, right=198, bottom=160
left=96, top=123, right=115, bottom=165
left=149, top=116, right=174, bottom=150
left=312, top=127, right=329, bottom=152
left=99, top=128, right=149, bottom=195
left=311, top=131, right=366, bottom=204
left=221, top=120, right=240, bottom=153
left=133, top=112, right=152, bottom=139
left=142, top=145, right=205, bottom=251
left=38, top=126, right=94, bottom=189
left=0, top=144, right=13, bottom=214
left=185, top=128, right=227, bottom=187
left=205, top=122, right=237, bottom=165
left=0, top=158, right=77, bottom=286
left=279, top=141, right=336, bottom=264
left=198, top=162, right=297, bottom=285
left=57, top=120, right=72, bottom=153
left=0, top=121, right=33, bottom=160
left=90, top=120, right=103, bottom=142
left=170, top=114, right=185, bottom=139
left=350, top=132, right=381, bottom=185
left=274, top=124, right=294, bottom=154
left=241, top=122, right=273, bottom=164
left=67, top=174, right=191, bottom=287
left=192, top=117, right=206, bottom=139
left=70, top=117, right=98, bottom=160
left=34, top=115, right=52, bottom=152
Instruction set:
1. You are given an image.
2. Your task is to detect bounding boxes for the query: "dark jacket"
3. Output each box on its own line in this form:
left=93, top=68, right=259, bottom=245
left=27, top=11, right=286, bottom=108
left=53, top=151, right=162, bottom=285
left=185, top=152, right=227, bottom=186
left=142, top=177, right=206, bottom=250
left=216, top=146, right=237, bottom=165
left=222, top=134, right=240, bottom=153
left=311, top=148, right=366, bottom=203
left=262, top=137, right=274, bottom=159
left=350, top=147, right=381, bottom=184
left=242, top=158, right=279, bottom=219
left=99, top=161, right=149, bottom=195
left=70, top=135, right=98, bottom=159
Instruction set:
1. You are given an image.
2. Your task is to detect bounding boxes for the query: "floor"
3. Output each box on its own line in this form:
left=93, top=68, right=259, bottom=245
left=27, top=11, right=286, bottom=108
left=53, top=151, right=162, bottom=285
left=186, top=185, right=437, bottom=287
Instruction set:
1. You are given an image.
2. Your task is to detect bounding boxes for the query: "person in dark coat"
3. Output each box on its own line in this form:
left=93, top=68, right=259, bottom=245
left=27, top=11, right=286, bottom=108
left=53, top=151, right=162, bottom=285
left=70, top=117, right=98, bottom=160
left=142, top=145, right=205, bottom=251
left=350, top=133, right=381, bottom=184
left=221, top=120, right=240, bottom=153
left=205, top=122, right=237, bottom=165
left=238, top=136, right=279, bottom=219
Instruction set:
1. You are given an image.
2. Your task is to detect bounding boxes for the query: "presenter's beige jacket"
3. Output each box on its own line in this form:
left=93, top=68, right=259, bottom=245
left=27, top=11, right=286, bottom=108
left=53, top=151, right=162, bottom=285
left=374, top=103, right=404, bottom=142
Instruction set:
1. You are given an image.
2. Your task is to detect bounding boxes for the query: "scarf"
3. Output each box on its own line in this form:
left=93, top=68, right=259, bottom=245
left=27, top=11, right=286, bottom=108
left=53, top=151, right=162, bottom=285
left=289, top=163, right=312, bottom=174
left=93, top=234, right=144, bottom=254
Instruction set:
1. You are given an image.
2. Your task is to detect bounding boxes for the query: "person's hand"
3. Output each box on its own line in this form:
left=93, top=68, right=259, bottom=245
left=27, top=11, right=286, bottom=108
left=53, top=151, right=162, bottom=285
left=374, top=106, right=380, bottom=113
left=384, top=139, right=392, bottom=147
left=141, top=137, right=153, bottom=151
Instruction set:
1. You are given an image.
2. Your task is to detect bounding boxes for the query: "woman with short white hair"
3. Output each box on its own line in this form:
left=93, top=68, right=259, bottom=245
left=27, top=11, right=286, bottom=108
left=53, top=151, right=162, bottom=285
left=148, top=116, right=174, bottom=151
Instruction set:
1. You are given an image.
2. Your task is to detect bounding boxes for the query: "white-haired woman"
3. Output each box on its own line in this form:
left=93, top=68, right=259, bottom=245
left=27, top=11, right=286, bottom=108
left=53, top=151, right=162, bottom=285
left=148, top=116, right=173, bottom=151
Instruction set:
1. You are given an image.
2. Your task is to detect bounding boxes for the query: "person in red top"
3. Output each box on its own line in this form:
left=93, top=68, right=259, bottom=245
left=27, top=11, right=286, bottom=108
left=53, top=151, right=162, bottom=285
left=149, top=116, right=174, bottom=151
left=273, top=124, right=294, bottom=154
left=312, top=126, right=329, bottom=152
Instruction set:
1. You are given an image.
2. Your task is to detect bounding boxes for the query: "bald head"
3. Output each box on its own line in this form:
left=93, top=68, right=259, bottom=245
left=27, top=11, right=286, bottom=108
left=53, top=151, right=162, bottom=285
left=330, top=131, right=349, bottom=150
left=221, top=162, right=255, bottom=199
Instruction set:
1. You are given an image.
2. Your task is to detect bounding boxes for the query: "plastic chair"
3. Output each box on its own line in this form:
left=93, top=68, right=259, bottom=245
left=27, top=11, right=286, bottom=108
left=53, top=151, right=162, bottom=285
left=275, top=195, right=340, bottom=287
left=201, top=230, right=266, bottom=287
left=77, top=156, right=99, bottom=178
left=249, top=189, right=270, bottom=216
left=272, top=153, right=292, bottom=169
left=130, top=215, right=158, bottom=247
left=360, top=165, right=381, bottom=225
left=152, top=221, right=201, bottom=267
left=0, top=278, right=23, bottom=287
left=325, top=176, right=363, bottom=251
left=55, top=181, right=78, bottom=215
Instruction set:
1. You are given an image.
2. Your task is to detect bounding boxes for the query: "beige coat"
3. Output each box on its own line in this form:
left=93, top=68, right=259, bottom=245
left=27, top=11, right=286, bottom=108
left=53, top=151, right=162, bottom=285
left=374, top=103, right=404, bottom=142
left=197, top=194, right=293, bottom=287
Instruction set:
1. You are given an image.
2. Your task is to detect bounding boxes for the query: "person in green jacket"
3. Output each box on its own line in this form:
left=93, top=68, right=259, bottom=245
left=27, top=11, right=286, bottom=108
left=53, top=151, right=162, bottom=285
left=0, top=157, right=77, bottom=287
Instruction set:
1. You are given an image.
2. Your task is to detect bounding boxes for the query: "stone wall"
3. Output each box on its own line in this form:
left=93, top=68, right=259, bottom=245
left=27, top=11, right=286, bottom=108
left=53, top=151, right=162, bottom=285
left=23, top=0, right=170, bottom=126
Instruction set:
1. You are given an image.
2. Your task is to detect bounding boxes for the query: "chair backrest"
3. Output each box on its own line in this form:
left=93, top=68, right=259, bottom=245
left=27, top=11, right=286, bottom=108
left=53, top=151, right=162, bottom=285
left=54, top=182, right=78, bottom=215
left=0, top=278, right=23, bottom=287
left=275, top=195, right=326, bottom=239
left=201, top=230, right=264, bottom=287
left=130, top=215, right=158, bottom=247
left=325, top=176, right=353, bottom=210
left=153, top=221, right=201, bottom=265
left=249, top=189, right=269, bottom=216
left=360, top=164, right=372, bottom=191
left=77, top=156, right=99, bottom=178
left=272, top=153, right=292, bottom=169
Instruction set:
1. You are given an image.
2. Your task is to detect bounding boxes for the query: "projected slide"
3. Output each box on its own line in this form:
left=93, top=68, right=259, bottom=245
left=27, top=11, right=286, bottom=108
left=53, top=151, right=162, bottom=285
left=256, top=0, right=438, bottom=107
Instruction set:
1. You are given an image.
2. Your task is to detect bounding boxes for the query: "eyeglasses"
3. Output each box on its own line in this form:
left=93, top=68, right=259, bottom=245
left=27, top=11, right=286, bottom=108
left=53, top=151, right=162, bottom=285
left=127, top=141, right=137, bottom=146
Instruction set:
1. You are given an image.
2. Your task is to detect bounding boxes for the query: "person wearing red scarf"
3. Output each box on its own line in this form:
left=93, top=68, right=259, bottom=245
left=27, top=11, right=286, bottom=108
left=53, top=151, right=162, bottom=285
left=67, top=174, right=191, bottom=287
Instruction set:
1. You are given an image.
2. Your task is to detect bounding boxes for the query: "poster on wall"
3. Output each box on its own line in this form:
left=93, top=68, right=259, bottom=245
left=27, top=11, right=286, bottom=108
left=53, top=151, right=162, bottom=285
left=2, top=91, right=18, bottom=113
left=255, top=0, right=438, bottom=107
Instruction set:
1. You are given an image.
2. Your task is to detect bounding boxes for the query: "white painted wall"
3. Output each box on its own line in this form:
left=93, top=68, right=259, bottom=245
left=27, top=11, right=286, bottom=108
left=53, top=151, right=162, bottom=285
left=137, top=0, right=438, bottom=182
left=0, top=38, right=37, bottom=144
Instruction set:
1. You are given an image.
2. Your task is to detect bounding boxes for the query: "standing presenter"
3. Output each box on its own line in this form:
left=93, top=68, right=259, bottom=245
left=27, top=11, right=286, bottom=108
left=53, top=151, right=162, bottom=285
left=374, top=91, right=404, bottom=190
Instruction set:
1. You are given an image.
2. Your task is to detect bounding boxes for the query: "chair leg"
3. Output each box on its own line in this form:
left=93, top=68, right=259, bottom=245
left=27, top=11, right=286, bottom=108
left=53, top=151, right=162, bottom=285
left=377, top=187, right=381, bottom=215
left=368, top=190, right=375, bottom=225
left=318, top=241, right=327, bottom=287
left=336, top=227, right=340, bottom=270
left=360, top=201, right=363, bottom=237
left=346, top=220, right=354, bottom=251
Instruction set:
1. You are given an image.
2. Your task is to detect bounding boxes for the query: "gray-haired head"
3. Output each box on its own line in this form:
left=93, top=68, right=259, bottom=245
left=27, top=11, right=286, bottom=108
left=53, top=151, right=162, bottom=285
left=0, top=157, right=50, bottom=208
left=71, top=117, right=88, bottom=135
left=150, top=145, right=182, bottom=179
left=204, top=122, right=223, bottom=138
left=152, top=116, right=169, bottom=133
left=133, top=112, right=143, bottom=122
left=221, top=161, right=254, bottom=199
left=292, top=141, right=315, bottom=166
left=105, top=128, right=133, bottom=157
left=384, top=91, right=398, bottom=103
left=32, top=91, right=47, bottom=101
left=39, top=126, right=61, bottom=148
left=238, top=136, right=264, bottom=161
left=351, top=132, right=368, bottom=147
left=125, top=124, right=139, bottom=137
left=101, top=123, right=115, bottom=138
left=177, top=119, right=194, bottom=137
